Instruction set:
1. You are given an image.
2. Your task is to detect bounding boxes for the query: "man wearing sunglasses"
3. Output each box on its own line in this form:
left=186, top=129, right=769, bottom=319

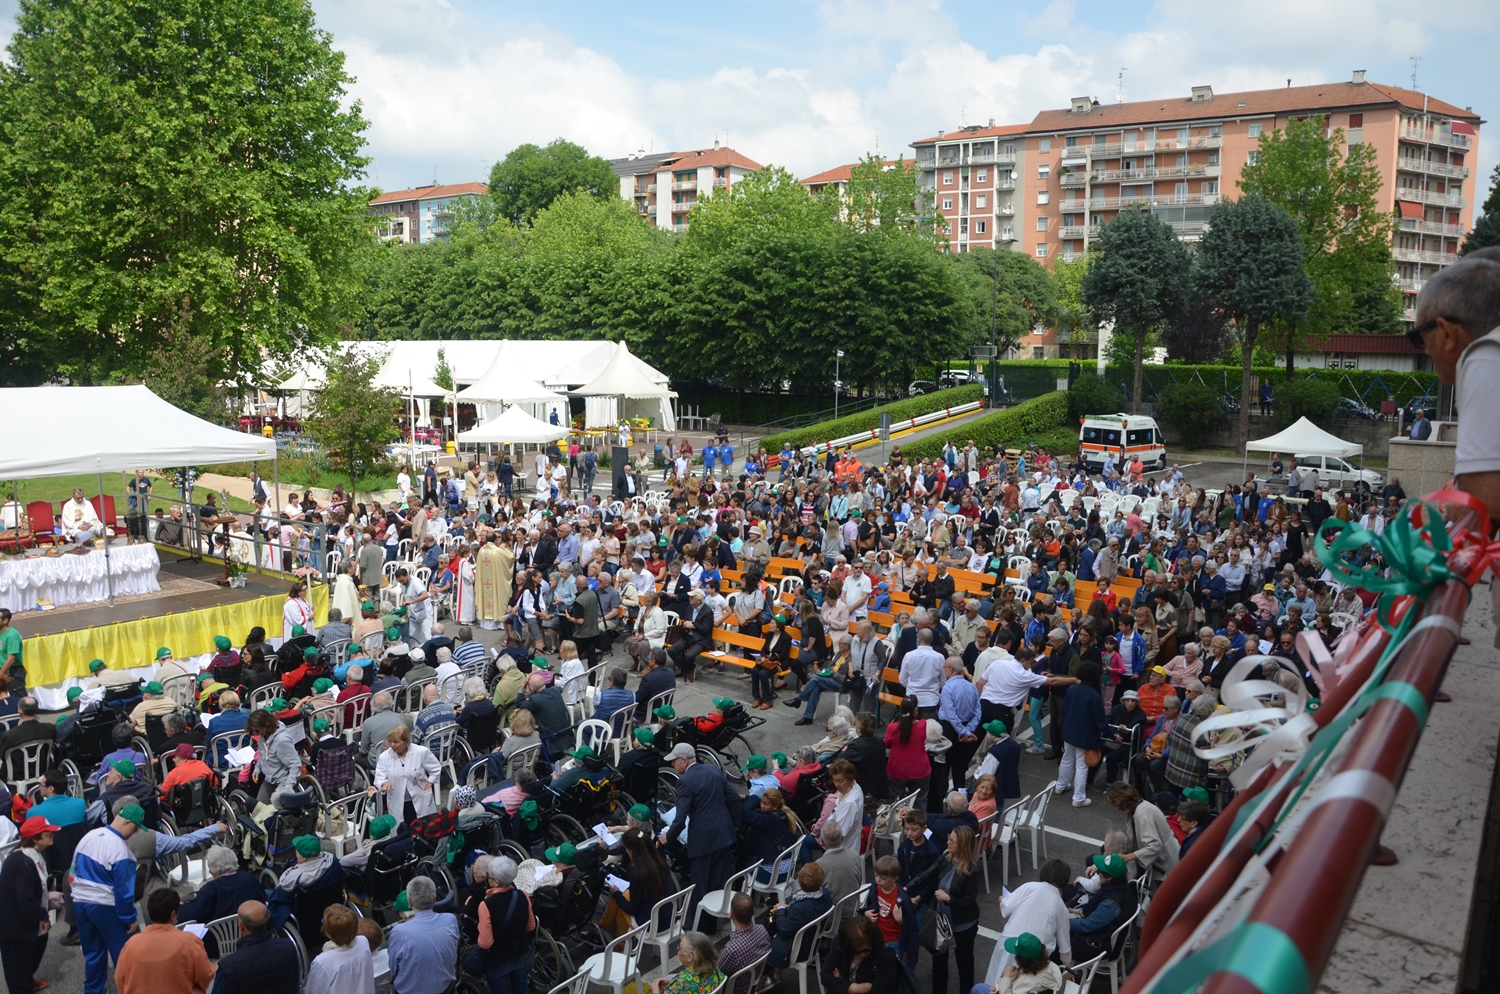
left=1411, top=253, right=1500, bottom=544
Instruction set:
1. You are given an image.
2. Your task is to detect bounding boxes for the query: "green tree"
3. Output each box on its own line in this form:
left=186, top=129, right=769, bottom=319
left=526, top=190, right=671, bottom=257
left=304, top=347, right=401, bottom=498
left=1461, top=163, right=1500, bottom=256
left=952, top=248, right=1059, bottom=358
left=1195, top=195, right=1316, bottom=444
left=138, top=328, right=231, bottom=425
left=1081, top=208, right=1190, bottom=413
left=1068, top=372, right=1122, bottom=420
left=1161, top=299, right=1232, bottom=364
left=1271, top=376, right=1340, bottom=430
left=1051, top=255, right=1095, bottom=357
left=684, top=166, right=837, bottom=254
left=488, top=139, right=617, bottom=226
left=1156, top=381, right=1223, bottom=449
left=0, top=0, right=372, bottom=386
left=839, top=155, right=938, bottom=239
left=1239, top=115, right=1400, bottom=378
left=433, top=347, right=453, bottom=391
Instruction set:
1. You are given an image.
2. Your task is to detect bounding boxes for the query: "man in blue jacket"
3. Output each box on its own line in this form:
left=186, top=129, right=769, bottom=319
left=72, top=803, right=146, bottom=994
left=661, top=743, right=742, bottom=920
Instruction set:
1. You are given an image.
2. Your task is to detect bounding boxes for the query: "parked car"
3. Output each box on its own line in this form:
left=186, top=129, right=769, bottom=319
left=1335, top=396, right=1384, bottom=421
left=908, top=379, right=937, bottom=396
left=936, top=369, right=974, bottom=388
left=1292, top=453, right=1385, bottom=495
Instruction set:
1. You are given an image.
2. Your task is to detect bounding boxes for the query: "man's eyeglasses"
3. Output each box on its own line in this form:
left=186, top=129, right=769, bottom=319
left=1406, top=317, right=1447, bottom=351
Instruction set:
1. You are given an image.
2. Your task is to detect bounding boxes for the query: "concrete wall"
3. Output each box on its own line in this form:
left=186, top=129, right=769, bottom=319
left=1157, top=414, right=1398, bottom=460
left=1387, top=422, right=1458, bottom=496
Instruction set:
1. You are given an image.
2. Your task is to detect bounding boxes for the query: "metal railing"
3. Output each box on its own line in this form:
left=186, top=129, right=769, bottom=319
left=1397, top=188, right=1467, bottom=208
left=1398, top=277, right=1427, bottom=292
left=1393, top=247, right=1459, bottom=266
left=753, top=393, right=893, bottom=432
left=995, top=178, right=1016, bottom=190
left=1397, top=157, right=1470, bottom=180
left=1402, top=125, right=1472, bottom=149
left=1058, top=225, right=1087, bottom=239
left=672, top=180, right=696, bottom=191
left=1063, top=135, right=1223, bottom=159
left=1399, top=217, right=1467, bottom=238
left=1084, top=192, right=1221, bottom=210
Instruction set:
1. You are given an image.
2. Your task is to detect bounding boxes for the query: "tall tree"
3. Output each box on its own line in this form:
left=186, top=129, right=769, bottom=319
left=1080, top=209, right=1189, bottom=412
left=488, top=139, right=617, bottom=226
left=304, top=347, right=401, bottom=497
left=951, top=247, right=1059, bottom=358
left=1461, top=163, right=1500, bottom=256
left=1050, top=256, right=1094, bottom=357
left=0, top=0, right=372, bottom=386
left=1195, top=195, right=1316, bottom=445
left=1161, top=299, right=1233, bottom=364
left=838, top=155, right=939, bottom=240
left=525, top=190, right=671, bottom=257
left=684, top=166, right=837, bottom=254
left=1239, top=115, right=1399, bottom=378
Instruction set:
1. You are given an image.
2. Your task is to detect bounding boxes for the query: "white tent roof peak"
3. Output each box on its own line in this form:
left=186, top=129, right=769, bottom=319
left=457, top=405, right=569, bottom=445
left=456, top=342, right=564, bottom=404
left=1244, top=417, right=1363, bottom=459
left=0, top=385, right=274, bottom=478
left=572, top=340, right=671, bottom=398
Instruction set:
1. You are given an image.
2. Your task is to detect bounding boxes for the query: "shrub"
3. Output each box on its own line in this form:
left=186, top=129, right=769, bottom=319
left=758, top=384, right=984, bottom=453
left=1067, top=372, right=1124, bottom=421
left=1272, top=377, right=1341, bottom=429
left=1156, top=381, right=1223, bottom=450
left=901, top=391, right=1070, bottom=461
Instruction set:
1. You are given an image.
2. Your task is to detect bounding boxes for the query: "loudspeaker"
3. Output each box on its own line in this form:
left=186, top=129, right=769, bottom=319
left=611, top=445, right=630, bottom=499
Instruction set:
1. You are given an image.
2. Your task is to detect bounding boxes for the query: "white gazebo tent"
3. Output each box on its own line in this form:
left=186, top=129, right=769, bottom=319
left=1243, top=416, right=1363, bottom=480
left=455, top=341, right=567, bottom=425
left=0, top=385, right=275, bottom=602
left=457, top=405, right=569, bottom=446
left=571, top=340, right=675, bottom=431
left=275, top=369, right=325, bottom=419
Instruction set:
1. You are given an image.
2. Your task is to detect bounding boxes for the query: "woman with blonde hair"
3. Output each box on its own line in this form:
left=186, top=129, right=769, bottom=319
left=1134, top=605, right=1160, bottom=670
left=303, top=903, right=375, bottom=994
left=501, top=708, right=541, bottom=763
left=910, top=825, right=982, bottom=994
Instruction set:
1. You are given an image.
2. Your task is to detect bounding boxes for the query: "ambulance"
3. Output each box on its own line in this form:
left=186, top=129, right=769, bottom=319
left=1079, top=414, right=1167, bottom=473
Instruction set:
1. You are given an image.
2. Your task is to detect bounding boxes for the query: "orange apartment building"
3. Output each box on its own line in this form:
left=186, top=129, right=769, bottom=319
left=369, top=181, right=489, bottom=244
left=908, top=121, right=1029, bottom=252
left=610, top=142, right=762, bottom=232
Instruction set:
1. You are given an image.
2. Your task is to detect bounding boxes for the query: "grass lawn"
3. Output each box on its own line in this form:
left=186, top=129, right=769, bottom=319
left=202, top=458, right=400, bottom=494
left=7, top=473, right=256, bottom=513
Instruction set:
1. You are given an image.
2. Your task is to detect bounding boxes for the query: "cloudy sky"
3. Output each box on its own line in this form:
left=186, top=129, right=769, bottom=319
left=3, top=0, right=1497, bottom=194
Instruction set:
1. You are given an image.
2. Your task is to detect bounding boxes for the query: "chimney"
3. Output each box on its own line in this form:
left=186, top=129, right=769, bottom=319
left=1352, top=69, right=1366, bottom=84
left=1070, top=96, right=1092, bottom=114
left=713, top=138, right=720, bottom=150
left=988, top=116, right=995, bottom=128
left=1190, top=85, right=1214, bottom=103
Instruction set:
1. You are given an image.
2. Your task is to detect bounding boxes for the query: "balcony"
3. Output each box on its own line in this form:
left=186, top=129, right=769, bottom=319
left=645, top=183, right=657, bottom=195
left=1398, top=277, right=1426, bottom=293
left=996, top=229, right=1016, bottom=242
left=1065, top=136, right=1223, bottom=160
left=1402, top=126, right=1472, bottom=149
left=645, top=204, right=657, bottom=215
left=1397, top=188, right=1467, bottom=208
left=1396, top=158, right=1470, bottom=180
left=996, top=151, right=1017, bottom=164
left=1403, top=307, right=1417, bottom=322
left=672, top=223, right=688, bottom=233
left=1061, top=145, right=1088, bottom=161
left=995, top=178, right=1016, bottom=191
left=1393, top=247, right=1459, bottom=266
left=1399, top=217, right=1467, bottom=238
left=937, top=156, right=960, bottom=167
left=673, top=179, right=696, bottom=191
left=1059, top=225, right=1087, bottom=239
left=1085, top=193, right=1220, bottom=210
left=713, top=177, right=728, bottom=187
left=1169, top=221, right=1209, bottom=240
left=1060, top=172, right=1088, bottom=187
left=999, top=204, right=1014, bottom=215
left=915, top=156, right=936, bottom=171
left=972, top=151, right=994, bottom=163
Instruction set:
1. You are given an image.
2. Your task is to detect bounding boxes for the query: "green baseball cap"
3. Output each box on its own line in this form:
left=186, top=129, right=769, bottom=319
left=1181, top=786, right=1210, bottom=804
left=393, top=607, right=407, bottom=618
left=743, top=754, right=768, bottom=771
left=155, top=647, right=173, bottom=659
left=816, top=667, right=834, bottom=678
left=772, top=614, right=788, bottom=625
left=1092, top=853, right=1127, bottom=878
left=293, top=834, right=323, bottom=858
left=313, top=718, right=331, bottom=735
left=386, top=627, right=401, bottom=641
left=713, top=697, right=734, bottom=711
left=531, top=656, right=551, bottom=670
left=117, top=803, right=148, bottom=829
left=361, top=601, right=376, bottom=612
left=518, top=799, right=540, bottom=830
left=214, top=635, right=232, bottom=651
left=369, top=814, right=397, bottom=840
left=66, top=687, right=83, bottom=703
left=268, top=697, right=288, bottom=711
left=291, top=625, right=306, bottom=637
left=313, top=678, right=334, bottom=693
left=633, top=728, right=654, bottom=746
left=628, top=804, right=651, bottom=823
left=393, top=890, right=410, bottom=912
left=544, top=842, right=577, bottom=866
left=771, top=751, right=789, bottom=767
left=144, top=681, right=164, bottom=695
left=304, top=646, right=320, bottom=658
left=111, top=759, right=138, bottom=779
left=982, top=719, right=1009, bottom=738
left=1003, top=932, right=1044, bottom=960
left=88, top=659, right=106, bottom=673
left=653, top=706, right=675, bottom=720
left=566, top=745, right=595, bottom=760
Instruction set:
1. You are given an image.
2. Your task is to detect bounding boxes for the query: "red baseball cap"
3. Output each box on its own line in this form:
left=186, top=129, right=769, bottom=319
left=20, top=816, right=60, bottom=839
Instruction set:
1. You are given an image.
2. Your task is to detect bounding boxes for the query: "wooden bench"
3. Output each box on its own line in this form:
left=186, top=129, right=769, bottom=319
left=702, top=626, right=792, bottom=676
left=767, top=557, right=806, bottom=579
left=877, top=666, right=906, bottom=709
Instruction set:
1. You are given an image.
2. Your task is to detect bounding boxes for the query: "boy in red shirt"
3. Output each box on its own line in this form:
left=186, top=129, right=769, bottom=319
left=864, top=856, right=905, bottom=951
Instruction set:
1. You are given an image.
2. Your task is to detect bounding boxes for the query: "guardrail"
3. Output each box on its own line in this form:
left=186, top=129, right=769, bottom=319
left=765, top=400, right=984, bottom=465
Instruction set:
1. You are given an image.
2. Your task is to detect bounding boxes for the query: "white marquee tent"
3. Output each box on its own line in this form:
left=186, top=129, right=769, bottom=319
left=572, top=340, right=676, bottom=430
left=455, top=341, right=567, bottom=425
left=1243, top=416, right=1363, bottom=478
left=457, top=405, right=569, bottom=445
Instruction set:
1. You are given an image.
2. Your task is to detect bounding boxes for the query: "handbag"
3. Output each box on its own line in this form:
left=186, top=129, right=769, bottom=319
left=842, top=672, right=865, bottom=694
left=1084, top=748, right=1103, bottom=768
left=920, top=905, right=955, bottom=953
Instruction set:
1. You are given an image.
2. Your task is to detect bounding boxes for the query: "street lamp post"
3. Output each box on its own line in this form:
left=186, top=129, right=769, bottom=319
left=834, top=350, right=845, bottom=420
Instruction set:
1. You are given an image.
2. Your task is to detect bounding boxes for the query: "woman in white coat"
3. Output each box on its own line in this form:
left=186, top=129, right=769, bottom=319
left=368, top=723, right=441, bottom=825
left=332, top=560, right=361, bottom=627
left=983, top=860, right=1074, bottom=983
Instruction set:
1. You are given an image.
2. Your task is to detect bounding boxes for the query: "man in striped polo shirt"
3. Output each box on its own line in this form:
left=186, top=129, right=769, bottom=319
left=71, top=802, right=148, bottom=994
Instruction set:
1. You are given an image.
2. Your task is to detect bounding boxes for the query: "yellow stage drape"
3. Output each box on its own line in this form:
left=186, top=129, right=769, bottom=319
left=26, top=584, right=330, bottom=687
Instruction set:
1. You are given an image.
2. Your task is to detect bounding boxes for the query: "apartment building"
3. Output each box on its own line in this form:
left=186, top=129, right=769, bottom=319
left=1022, top=72, right=1482, bottom=318
left=910, top=121, right=1028, bottom=252
left=801, top=159, right=899, bottom=198
left=610, top=143, right=763, bottom=232
left=369, top=181, right=488, bottom=244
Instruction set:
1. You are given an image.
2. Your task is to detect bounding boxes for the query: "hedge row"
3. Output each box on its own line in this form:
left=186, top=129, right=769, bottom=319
left=758, top=384, right=984, bottom=452
left=991, top=359, right=1439, bottom=409
left=900, top=391, right=1070, bottom=461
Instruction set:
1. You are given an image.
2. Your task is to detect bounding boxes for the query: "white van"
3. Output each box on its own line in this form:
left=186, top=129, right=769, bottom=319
left=1079, top=414, right=1167, bottom=473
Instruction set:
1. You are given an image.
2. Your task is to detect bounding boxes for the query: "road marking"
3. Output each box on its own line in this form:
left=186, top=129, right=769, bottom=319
left=978, top=925, right=1003, bottom=941
left=1045, top=825, right=1106, bottom=846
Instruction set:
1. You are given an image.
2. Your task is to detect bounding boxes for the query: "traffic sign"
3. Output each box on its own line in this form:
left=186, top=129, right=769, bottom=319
left=969, top=344, right=999, bottom=358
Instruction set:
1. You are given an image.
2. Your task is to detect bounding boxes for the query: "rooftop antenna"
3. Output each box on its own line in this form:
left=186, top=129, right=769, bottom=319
left=960, top=104, right=966, bottom=126
left=1116, top=68, right=1127, bottom=104
left=1409, top=55, right=1421, bottom=90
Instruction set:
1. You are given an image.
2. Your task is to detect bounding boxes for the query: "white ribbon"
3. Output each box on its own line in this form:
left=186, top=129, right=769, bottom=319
left=1192, top=654, right=1319, bottom=790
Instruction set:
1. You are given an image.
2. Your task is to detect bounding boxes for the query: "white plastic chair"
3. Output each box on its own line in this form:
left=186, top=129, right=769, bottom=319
left=575, top=718, right=614, bottom=759
left=178, top=913, right=243, bottom=959
left=718, top=952, right=769, bottom=994
left=867, top=790, right=920, bottom=871
left=580, top=922, right=646, bottom=994
left=1097, top=905, right=1144, bottom=993
left=324, top=792, right=368, bottom=858
left=751, top=839, right=802, bottom=905
left=505, top=743, right=542, bottom=779
left=989, top=794, right=1030, bottom=889
left=787, top=907, right=834, bottom=994
left=1017, top=789, right=1052, bottom=869
left=642, top=885, right=695, bottom=969
left=547, top=965, right=594, bottom=994
left=692, top=860, right=760, bottom=933
left=160, top=674, right=197, bottom=709
left=247, top=681, right=284, bottom=712
left=639, top=689, right=676, bottom=727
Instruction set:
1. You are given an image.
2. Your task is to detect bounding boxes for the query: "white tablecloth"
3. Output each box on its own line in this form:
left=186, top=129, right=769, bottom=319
left=0, top=544, right=161, bottom=613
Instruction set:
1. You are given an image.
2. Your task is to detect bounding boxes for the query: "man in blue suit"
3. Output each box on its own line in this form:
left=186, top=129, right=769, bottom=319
left=661, top=742, right=743, bottom=919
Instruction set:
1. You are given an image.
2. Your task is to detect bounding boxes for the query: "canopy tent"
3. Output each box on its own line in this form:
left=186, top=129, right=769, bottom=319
left=276, top=370, right=324, bottom=392
left=571, top=340, right=677, bottom=431
left=0, top=385, right=273, bottom=478
left=455, top=342, right=567, bottom=426
left=457, top=405, right=569, bottom=445
left=1244, top=417, right=1363, bottom=459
